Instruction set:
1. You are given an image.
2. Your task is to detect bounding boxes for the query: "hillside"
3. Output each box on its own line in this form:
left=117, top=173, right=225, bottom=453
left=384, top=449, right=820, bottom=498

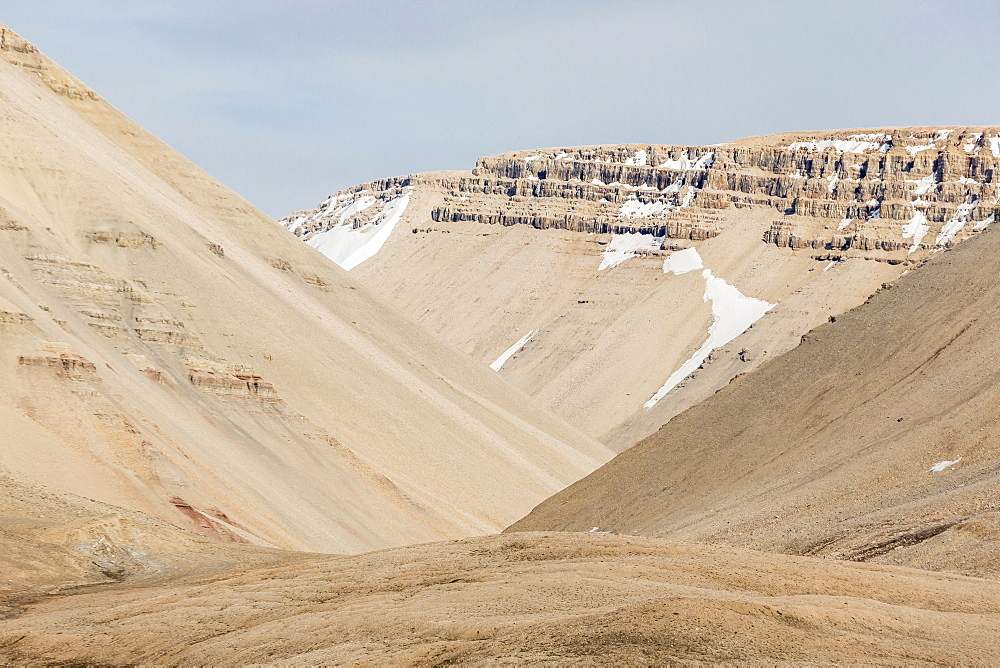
left=5, top=532, right=1000, bottom=665
left=0, top=24, right=611, bottom=555
left=281, top=128, right=998, bottom=449
left=511, top=218, right=1000, bottom=577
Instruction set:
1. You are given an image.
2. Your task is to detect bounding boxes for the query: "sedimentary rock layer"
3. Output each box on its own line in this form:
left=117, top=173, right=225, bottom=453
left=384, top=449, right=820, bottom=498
left=282, top=127, right=996, bottom=447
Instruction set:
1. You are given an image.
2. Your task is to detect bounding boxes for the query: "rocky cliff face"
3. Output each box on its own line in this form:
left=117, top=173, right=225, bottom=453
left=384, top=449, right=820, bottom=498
left=285, top=128, right=997, bottom=262
left=281, top=128, right=996, bottom=449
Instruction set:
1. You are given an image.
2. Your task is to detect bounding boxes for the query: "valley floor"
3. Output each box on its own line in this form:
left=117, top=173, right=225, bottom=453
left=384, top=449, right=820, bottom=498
left=2, top=532, right=999, bottom=665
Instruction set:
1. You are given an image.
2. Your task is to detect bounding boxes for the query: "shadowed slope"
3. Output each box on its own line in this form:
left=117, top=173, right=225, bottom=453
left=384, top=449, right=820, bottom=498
left=512, top=223, right=1000, bottom=577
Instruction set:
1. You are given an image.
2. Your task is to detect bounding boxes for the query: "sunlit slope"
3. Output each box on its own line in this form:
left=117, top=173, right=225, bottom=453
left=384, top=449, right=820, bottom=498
left=0, top=25, right=611, bottom=554
left=4, top=533, right=1000, bottom=665
left=512, top=224, right=1000, bottom=576
left=283, top=128, right=997, bottom=450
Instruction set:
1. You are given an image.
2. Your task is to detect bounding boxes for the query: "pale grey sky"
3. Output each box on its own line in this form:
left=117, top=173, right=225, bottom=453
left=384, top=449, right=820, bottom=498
left=2, top=1, right=998, bottom=216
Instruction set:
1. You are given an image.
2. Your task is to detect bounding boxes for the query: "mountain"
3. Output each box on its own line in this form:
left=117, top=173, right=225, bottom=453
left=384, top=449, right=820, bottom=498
left=0, top=24, right=611, bottom=555
left=511, top=216, right=1000, bottom=577
left=2, top=20, right=998, bottom=664
left=280, top=128, right=997, bottom=450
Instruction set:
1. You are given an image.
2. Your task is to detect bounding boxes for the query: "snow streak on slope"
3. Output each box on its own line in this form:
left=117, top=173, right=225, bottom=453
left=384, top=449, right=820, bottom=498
left=903, top=210, right=931, bottom=254
left=290, top=188, right=413, bottom=270
left=645, top=249, right=774, bottom=408
left=936, top=196, right=979, bottom=246
left=598, top=232, right=664, bottom=270
left=491, top=330, right=539, bottom=371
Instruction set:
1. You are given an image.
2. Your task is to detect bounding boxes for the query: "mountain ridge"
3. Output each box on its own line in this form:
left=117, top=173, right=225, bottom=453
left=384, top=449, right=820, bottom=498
left=280, top=126, right=995, bottom=449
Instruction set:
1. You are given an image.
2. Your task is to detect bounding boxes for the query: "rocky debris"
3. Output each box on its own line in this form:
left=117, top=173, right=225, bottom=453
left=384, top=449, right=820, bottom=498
left=0, top=26, right=98, bottom=102
left=18, top=352, right=97, bottom=380
left=185, top=359, right=277, bottom=399
left=86, top=230, right=162, bottom=250
left=0, top=311, right=33, bottom=326
left=168, top=497, right=251, bottom=545
left=0, top=208, right=27, bottom=232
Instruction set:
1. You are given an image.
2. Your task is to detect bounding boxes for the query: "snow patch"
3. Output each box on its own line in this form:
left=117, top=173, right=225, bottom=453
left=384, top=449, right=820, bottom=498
left=929, top=458, right=961, bottom=472
left=657, top=151, right=714, bottom=170
left=868, top=199, right=882, bottom=220
left=624, top=150, right=648, bottom=166
left=905, top=138, right=938, bottom=156
left=303, top=190, right=412, bottom=270
left=974, top=214, right=994, bottom=231
left=964, top=133, right=982, bottom=153
left=524, top=154, right=542, bottom=162
left=644, top=269, right=774, bottom=408
left=907, top=174, right=939, bottom=195
left=619, top=199, right=674, bottom=219
left=787, top=135, right=890, bottom=154
left=662, top=247, right=703, bottom=275
left=490, top=330, right=539, bottom=371
left=598, top=232, right=664, bottom=270
left=936, top=196, right=979, bottom=245
left=680, top=185, right=699, bottom=208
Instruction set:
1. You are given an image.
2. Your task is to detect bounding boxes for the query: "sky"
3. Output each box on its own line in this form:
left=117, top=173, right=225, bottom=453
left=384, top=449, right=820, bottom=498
left=2, top=1, right=999, bottom=217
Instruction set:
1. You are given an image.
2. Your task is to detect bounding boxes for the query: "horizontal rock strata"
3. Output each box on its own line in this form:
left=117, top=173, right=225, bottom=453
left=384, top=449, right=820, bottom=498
left=284, top=128, right=999, bottom=260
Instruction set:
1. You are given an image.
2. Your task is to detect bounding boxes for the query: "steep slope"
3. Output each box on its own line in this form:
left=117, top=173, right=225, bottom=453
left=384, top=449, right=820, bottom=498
left=0, top=25, right=611, bottom=555
left=4, top=532, right=1000, bottom=665
left=281, top=128, right=997, bottom=449
left=511, top=221, right=1000, bottom=577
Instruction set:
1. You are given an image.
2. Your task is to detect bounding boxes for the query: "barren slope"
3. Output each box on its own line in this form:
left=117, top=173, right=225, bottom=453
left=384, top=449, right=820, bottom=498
left=3, top=532, right=1000, bottom=665
left=282, top=129, right=997, bottom=449
left=0, top=25, right=611, bottom=554
left=0, top=469, right=297, bottom=607
left=512, top=221, right=1000, bottom=577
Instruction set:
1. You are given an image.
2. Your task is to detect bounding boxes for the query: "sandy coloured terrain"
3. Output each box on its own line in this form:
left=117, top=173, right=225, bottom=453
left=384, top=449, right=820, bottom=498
left=0, top=24, right=610, bottom=555
left=4, top=532, right=1000, bottom=665
left=513, top=217, right=1000, bottom=577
